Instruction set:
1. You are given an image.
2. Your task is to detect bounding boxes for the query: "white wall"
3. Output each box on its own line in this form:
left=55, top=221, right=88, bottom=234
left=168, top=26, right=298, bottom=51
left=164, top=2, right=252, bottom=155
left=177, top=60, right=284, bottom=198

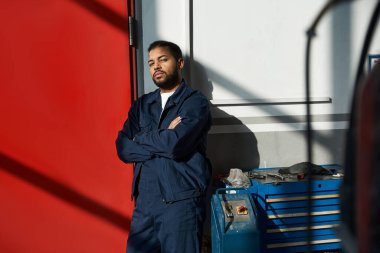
left=192, top=0, right=378, bottom=115
left=136, top=0, right=380, bottom=168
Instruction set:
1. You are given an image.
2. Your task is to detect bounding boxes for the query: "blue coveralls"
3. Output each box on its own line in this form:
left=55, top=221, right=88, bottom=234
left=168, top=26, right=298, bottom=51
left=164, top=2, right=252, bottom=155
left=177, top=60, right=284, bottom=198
left=116, top=80, right=212, bottom=253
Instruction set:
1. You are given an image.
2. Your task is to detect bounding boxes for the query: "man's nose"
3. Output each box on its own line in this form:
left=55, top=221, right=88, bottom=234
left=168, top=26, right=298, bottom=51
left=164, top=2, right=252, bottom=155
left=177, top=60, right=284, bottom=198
left=154, top=62, right=161, bottom=70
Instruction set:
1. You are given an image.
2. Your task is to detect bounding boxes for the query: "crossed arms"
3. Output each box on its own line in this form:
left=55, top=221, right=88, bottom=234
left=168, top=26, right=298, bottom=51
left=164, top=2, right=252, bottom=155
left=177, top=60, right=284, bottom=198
left=116, top=97, right=210, bottom=163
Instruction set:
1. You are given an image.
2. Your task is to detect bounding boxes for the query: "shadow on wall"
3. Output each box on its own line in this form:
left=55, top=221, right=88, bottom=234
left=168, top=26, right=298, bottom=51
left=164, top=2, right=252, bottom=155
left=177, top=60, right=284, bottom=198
left=184, top=58, right=260, bottom=242
left=186, top=58, right=260, bottom=177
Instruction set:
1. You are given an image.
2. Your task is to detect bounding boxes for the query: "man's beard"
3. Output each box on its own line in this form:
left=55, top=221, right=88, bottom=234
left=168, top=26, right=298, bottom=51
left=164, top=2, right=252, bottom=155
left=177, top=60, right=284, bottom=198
left=153, top=70, right=180, bottom=90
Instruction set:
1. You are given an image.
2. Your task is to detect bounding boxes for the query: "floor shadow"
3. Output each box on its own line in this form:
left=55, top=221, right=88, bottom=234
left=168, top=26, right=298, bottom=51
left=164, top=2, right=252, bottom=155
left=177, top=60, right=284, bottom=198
left=0, top=152, right=130, bottom=232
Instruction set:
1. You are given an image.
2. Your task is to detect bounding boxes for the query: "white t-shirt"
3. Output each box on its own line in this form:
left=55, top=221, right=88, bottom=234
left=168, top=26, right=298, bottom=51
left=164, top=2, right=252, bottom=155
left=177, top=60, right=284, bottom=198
left=160, top=91, right=175, bottom=110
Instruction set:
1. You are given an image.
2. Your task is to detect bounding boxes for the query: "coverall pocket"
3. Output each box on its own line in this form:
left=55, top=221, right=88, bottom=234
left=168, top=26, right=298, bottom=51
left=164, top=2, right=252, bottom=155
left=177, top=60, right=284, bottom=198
left=162, top=198, right=199, bottom=232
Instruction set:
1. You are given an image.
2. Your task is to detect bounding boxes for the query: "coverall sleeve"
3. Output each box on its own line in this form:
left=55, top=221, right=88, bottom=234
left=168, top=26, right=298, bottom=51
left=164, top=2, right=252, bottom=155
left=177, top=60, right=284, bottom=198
left=133, top=95, right=210, bottom=160
left=116, top=101, right=153, bottom=163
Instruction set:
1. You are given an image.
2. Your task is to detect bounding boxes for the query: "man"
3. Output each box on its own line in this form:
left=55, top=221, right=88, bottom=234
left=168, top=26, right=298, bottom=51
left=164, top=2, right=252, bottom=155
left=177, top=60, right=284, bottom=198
left=116, top=40, right=212, bottom=253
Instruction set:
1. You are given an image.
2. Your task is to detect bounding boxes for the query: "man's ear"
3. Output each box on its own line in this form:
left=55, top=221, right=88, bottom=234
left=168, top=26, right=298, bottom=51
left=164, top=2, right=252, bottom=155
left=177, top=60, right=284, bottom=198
left=177, top=58, right=184, bottom=70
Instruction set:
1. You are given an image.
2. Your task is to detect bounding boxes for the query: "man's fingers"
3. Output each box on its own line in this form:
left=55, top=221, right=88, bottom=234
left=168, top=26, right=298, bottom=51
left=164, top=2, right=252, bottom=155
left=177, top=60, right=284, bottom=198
left=169, top=117, right=181, bottom=129
left=168, top=116, right=182, bottom=129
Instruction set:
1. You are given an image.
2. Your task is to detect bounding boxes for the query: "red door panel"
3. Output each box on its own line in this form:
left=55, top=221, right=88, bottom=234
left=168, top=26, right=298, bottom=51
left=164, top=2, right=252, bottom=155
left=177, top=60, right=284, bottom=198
left=0, top=1, right=134, bottom=252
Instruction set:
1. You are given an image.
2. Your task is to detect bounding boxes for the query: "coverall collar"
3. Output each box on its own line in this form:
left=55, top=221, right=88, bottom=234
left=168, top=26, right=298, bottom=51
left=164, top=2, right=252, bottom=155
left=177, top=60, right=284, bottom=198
left=146, top=79, right=191, bottom=105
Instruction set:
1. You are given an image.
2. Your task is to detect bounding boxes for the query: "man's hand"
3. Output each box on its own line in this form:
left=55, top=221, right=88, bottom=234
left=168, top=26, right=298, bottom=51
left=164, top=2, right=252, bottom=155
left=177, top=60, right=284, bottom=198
left=168, top=116, right=181, bottom=129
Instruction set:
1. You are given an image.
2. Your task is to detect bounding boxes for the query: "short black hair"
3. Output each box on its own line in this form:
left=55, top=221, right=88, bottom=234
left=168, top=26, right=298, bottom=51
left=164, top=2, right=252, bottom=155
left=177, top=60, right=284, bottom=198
left=148, top=40, right=183, bottom=61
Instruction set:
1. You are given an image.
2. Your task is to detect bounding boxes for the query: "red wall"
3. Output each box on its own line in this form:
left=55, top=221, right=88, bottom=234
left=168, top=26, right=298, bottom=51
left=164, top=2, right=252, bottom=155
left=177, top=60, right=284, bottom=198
left=0, top=1, right=133, bottom=252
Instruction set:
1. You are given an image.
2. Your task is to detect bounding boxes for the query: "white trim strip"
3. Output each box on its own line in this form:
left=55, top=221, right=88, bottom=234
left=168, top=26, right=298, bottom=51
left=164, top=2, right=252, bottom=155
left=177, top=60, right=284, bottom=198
left=210, top=97, right=331, bottom=106
left=209, top=121, right=348, bottom=134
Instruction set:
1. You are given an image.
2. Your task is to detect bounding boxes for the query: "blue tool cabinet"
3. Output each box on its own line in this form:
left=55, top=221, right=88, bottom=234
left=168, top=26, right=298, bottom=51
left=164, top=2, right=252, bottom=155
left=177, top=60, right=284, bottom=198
left=211, top=188, right=260, bottom=253
left=248, top=165, right=343, bottom=253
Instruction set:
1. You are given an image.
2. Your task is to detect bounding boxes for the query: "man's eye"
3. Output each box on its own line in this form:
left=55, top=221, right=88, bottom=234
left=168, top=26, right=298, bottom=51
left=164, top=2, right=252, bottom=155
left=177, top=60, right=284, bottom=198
left=160, top=58, right=167, bottom=62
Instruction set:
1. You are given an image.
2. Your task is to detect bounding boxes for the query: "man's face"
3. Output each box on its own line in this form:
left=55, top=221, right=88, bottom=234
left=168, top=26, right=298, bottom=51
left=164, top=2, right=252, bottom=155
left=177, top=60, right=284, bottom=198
left=148, top=47, right=183, bottom=90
